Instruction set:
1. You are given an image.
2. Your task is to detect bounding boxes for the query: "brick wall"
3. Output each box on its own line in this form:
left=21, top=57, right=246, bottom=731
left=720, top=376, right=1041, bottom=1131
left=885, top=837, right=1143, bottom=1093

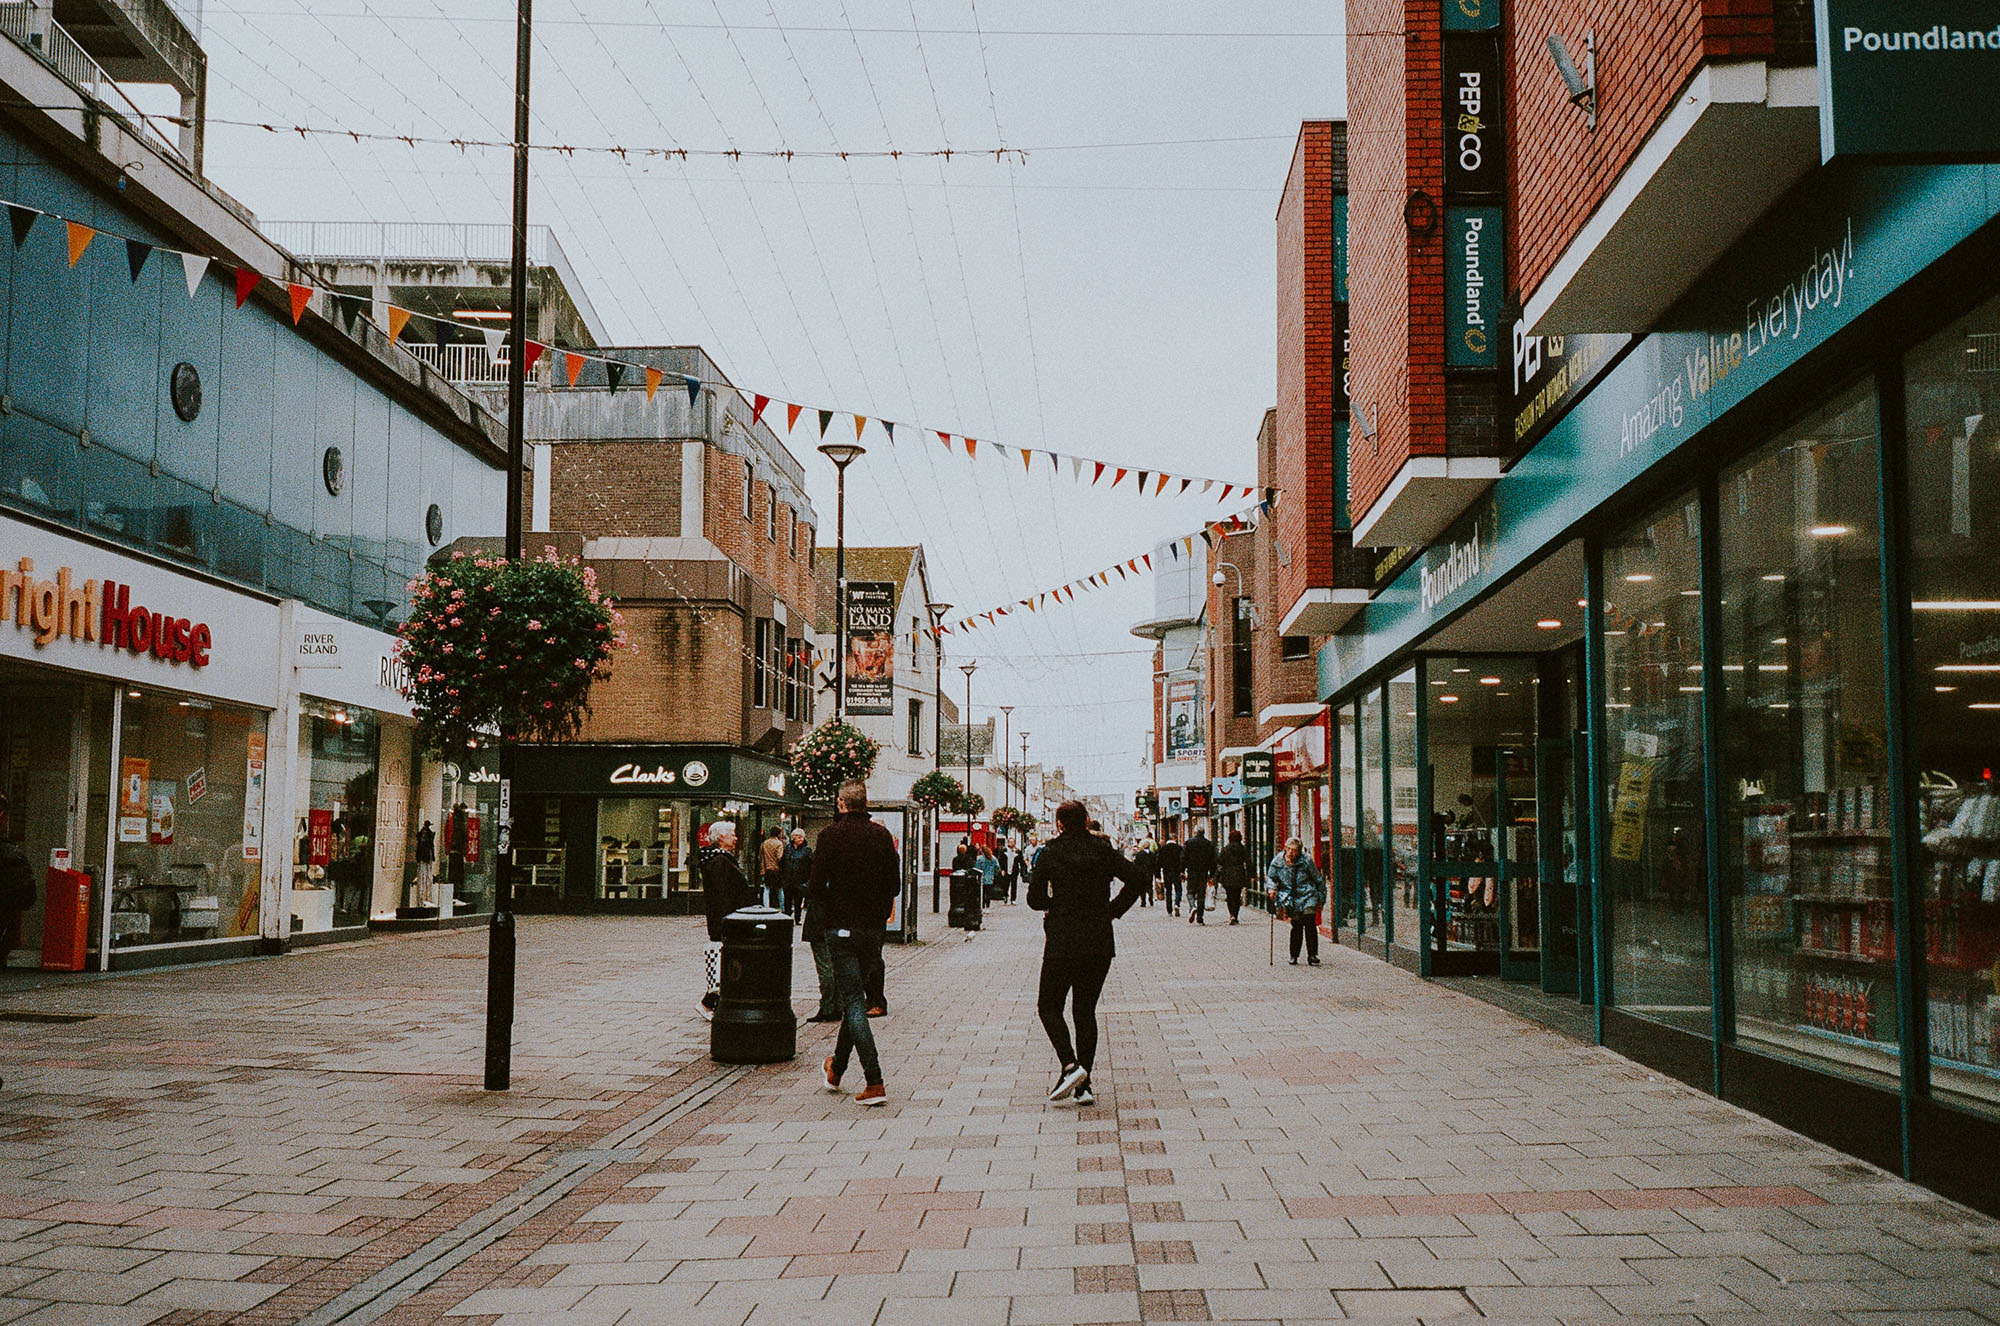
left=1204, top=530, right=1261, bottom=773
left=1347, top=0, right=1447, bottom=524
left=1509, top=0, right=1785, bottom=310
left=545, top=441, right=683, bottom=538
left=576, top=601, right=746, bottom=745
left=701, top=448, right=823, bottom=629
left=1274, top=122, right=1340, bottom=620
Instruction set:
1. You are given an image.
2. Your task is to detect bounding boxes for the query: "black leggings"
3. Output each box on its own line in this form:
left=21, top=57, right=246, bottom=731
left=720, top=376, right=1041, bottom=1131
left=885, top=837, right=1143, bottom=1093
left=1037, top=948, right=1114, bottom=1072
left=1289, top=915, right=1319, bottom=961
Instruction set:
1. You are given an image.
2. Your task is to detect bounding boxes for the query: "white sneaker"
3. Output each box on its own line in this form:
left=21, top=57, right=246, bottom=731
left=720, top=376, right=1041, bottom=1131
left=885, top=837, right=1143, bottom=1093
left=1073, top=1084, right=1096, bottom=1108
left=1049, top=1064, right=1088, bottom=1102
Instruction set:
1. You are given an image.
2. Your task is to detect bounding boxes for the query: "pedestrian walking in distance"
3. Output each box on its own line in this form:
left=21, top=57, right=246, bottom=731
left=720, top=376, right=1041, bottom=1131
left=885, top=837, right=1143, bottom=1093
left=1218, top=829, right=1252, bottom=924
left=759, top=825, right=785, bottom=909
left=698, top=821, right=751, bottom=1019
left=1028, top=799, right=1150, bottom=1108
left=1131, top=839, right=1156, bottom=907
left=1182, top=825, right=1216, bottom=925
left=1266, top=836, right=1328, bottom=966
left=808, top=780, right=901, bottom=1106
left=782, top=828, right=813, bottom=925
left=1157, top=835, right=1184, bottom=916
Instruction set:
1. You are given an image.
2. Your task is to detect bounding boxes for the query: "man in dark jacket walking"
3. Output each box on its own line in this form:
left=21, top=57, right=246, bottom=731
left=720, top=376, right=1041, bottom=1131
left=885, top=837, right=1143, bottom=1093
left=1181, top=827, right=1216, bottom=925
left=781, top=828, right=813, bottom=924
left=808, top=781, right=900, bottom=1105
left=699, top=821, right=750, bottom=1019
left=1157, top=836, right=1184, bottom=915
left=1218, top=829, right=1252, bottom=924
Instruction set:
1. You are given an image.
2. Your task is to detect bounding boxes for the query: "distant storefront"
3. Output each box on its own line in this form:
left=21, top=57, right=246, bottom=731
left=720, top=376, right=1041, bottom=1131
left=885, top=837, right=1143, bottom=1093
left=509, top=744, right=805, bottom=913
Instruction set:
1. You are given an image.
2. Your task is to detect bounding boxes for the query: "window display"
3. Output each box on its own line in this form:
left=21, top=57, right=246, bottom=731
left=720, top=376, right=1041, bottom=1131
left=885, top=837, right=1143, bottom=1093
left=1904, top=295, right=2000, bottom=1116
left=1359, top=688, right=1385, bottom=932
left=110, top=688, right=267, bottom=948
left=295, top=702, right=378, bottom=932
left=439, top=749, right=498, bottom=914
left=1716, top=381, right=1895, bottom=1082
left=1389, top=670, right=1420, bottom=949
left=1602, top=493, right=1711, bottom=1034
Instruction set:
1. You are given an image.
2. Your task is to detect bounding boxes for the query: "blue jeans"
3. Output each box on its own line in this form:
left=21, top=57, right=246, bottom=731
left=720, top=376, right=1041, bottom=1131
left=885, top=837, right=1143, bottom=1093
left=829, top=928, right=885, bottom=1086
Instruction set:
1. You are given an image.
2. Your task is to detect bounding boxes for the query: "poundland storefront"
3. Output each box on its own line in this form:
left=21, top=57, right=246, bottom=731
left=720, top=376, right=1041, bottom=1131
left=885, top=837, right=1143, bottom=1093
left=1320, top=163, right=2000, bottom=1215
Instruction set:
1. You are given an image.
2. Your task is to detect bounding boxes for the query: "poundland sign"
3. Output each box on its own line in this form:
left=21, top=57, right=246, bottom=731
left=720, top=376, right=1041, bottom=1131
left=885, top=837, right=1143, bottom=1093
left=1816, top=1, right=2000, bottom=162
left=1445, top=206, right=1504, bottom=369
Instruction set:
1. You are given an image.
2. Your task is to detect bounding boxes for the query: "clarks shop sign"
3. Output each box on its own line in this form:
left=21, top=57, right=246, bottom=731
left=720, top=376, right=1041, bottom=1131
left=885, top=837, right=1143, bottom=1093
left=1816, top=0, right=2000, bottom=162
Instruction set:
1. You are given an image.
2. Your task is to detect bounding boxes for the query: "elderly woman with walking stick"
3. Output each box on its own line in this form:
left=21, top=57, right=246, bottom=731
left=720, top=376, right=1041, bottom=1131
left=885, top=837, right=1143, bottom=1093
left=1266, top=837, right=1327, bottom=967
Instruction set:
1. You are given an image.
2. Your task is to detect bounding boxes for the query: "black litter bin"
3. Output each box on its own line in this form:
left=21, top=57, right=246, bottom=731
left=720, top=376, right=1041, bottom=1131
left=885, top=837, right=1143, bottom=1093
left=947, top=868, right=982, bottom=932
left=710, top=904, right=796, bottom=1064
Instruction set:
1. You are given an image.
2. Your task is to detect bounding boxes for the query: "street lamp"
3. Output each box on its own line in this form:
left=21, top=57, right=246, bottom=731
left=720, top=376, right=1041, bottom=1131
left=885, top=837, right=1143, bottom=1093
left=925, top=601, right=951, bottom=911
left=1020, top=731, right=1031, bottom=826
left=960, top=660, right=978, bottom=831
left=998, top=705, right=1013, bottom=815
left=818, top=441, right=866, bottom=722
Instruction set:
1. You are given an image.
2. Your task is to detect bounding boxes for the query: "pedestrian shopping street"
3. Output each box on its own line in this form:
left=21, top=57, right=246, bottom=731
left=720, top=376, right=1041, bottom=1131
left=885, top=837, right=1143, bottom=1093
left=0, top=909, right=1996, bottom=1325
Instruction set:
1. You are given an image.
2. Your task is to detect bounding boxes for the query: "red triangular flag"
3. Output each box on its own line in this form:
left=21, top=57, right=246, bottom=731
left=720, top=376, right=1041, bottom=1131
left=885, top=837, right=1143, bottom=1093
left=522, top=341, right=546, bottom=372
left=564, top=352, right=585, bottom=386
left=1143, top=554, right=1153, bottom=570
left=787, top=403, right=804, bottom=432
left=288, top=283, right=314, bottom=324
left=645, top=367, right=663, bottom=400
left=1112, top=468, right=1128, bottom=488
left=752, top=394, right=770, bottom=425
left=234, top=266, right=260, bottom=308
left=1092, top=462, right=1106, bottom=485
left=936, top=431, right=952, bottom=450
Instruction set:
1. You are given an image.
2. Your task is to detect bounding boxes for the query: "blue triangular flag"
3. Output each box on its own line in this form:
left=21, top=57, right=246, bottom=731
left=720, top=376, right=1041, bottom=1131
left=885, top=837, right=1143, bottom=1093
left=125, top=239, right=152, bottom=282
left=684, top=375, right=701, bottom=407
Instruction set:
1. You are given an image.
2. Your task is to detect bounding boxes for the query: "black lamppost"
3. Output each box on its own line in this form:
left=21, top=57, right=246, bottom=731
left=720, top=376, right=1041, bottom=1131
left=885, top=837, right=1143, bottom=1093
left=818, top=441, right=865, bottom=721
left=960, top=660, right=978, bottom=824
left=998, top=705, right=1013, bottom=815
left=1020, top=732, right=1031, bottom=827
left=485, top=0, right=534, bottom=1093
left=926, top=602, right=950, bottom=771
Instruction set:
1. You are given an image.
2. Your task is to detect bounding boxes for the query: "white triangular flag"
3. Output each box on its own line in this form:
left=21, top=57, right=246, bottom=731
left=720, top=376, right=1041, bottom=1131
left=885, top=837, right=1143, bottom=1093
left=1070, top=456, right=1084, bottom=480
left=482, top=327, right=507, bottom=357
left=180, top=252, right=209, bottom=298
left=1201, top=480, right=1215, bottom=495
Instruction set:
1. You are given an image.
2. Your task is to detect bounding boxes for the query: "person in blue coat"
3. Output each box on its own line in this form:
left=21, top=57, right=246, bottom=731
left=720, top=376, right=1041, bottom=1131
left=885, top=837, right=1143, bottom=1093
left=1266, top=836, right=1327, bottom=966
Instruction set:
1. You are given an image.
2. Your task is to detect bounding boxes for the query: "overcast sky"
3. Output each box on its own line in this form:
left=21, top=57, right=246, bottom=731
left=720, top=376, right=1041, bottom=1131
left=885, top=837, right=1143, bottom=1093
left=189, top=0, right=1346, bottom=797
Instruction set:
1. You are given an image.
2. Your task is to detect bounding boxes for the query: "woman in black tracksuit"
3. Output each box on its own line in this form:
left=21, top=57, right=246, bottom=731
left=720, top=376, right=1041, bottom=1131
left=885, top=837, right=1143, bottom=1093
left=1028, top=799, right=1150, bottom=1106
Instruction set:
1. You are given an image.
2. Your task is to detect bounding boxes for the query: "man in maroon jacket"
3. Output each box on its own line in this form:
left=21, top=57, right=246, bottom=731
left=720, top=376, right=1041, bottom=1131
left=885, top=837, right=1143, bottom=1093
left=808, top=780, right=900, bottom=1106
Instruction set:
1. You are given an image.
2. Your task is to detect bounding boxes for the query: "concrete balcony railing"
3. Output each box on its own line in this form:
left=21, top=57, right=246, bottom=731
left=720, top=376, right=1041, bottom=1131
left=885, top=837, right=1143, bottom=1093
left=0, top=2, right=182, bottom=157
left=261, top=221, right=573, bottom=271
left=404, top=341, right=550, bottom=388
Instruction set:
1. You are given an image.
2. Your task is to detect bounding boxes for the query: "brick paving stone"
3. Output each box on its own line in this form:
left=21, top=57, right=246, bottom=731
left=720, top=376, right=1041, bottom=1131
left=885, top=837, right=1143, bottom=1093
left=2, top=911, right=1998, bottom=1323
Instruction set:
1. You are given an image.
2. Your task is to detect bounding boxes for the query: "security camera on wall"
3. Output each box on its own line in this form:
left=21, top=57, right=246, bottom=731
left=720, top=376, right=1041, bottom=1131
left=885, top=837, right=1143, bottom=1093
left=1212, top=571, right=1226, bottom=587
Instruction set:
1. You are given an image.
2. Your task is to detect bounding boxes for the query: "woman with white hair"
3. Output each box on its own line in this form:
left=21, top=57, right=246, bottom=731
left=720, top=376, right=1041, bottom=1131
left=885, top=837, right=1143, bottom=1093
left=698, top=820, right=750, bottom=1019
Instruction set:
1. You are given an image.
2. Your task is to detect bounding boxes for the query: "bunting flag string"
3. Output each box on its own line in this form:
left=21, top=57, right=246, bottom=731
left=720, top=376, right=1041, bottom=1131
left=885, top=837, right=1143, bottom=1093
left=0, top=192, right=1276, bottom=503
left=924, top=500, right=1273, bottom=639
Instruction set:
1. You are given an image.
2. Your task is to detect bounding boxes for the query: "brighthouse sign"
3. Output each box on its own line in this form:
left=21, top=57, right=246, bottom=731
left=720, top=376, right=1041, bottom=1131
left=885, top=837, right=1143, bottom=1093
left=1816, top=0, right=2000, bottom=162
left=1445, top=206, right=1504, bottom=368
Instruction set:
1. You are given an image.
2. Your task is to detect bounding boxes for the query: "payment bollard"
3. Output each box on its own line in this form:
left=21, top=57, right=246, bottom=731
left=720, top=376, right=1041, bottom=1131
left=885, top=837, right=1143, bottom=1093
left=711, top=904, right=796, bottom=1064
left=947, top=868, right=982, bottom=932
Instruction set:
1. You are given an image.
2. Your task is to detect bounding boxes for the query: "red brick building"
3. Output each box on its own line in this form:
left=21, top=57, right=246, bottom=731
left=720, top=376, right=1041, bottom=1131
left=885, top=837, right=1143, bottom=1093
left=505, top=348, right=830, bottom=913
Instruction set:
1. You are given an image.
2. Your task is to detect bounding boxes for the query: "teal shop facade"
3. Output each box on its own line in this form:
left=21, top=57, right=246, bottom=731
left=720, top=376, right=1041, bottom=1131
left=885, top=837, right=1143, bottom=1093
left=1318, top=163, right=2000, bottom=1214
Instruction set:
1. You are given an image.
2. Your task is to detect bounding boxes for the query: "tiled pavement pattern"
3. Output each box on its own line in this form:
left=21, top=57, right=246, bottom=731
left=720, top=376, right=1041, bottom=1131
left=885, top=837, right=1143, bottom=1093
left=0, top=910, right=1995, bottom=1322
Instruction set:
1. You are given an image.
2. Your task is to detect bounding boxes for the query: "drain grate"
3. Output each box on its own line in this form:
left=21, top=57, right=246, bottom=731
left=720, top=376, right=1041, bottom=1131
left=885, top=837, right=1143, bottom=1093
left=0, top=1011, right=95, bottom=1024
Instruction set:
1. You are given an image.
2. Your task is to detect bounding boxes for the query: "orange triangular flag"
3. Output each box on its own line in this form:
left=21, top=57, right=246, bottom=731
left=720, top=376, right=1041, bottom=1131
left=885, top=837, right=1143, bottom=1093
left=854, top=414, right=867, bottom=441
left=965, top=438, right=978, bottom=458
left=936, top=431, right=952, bottom=450
left=386, top=305, right=412, bottom=341
left=1155, top=473, right=1171, bottom=495
left=288, top=283, right=314, bottom=324
left=1112, top=468, right=1128, bottom=488
left=563, top=352, right=585, bottom=386
left=645, top=367, right=663, bottom=400
left=787, top=403, right=804, bottom=432
left=65, top=221, right=94, bottom=268
left=1021, top=449, right=1034, bottom=474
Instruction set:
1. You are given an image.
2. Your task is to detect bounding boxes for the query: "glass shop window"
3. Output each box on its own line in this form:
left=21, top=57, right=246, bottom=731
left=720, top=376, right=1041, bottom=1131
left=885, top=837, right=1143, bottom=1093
left=1716, top=381, right=1895, bottom=1083
left=1601, top=492, right=1711, bottom=1036
left=1904, top=295, right=2000, bottom=1117
left=109, top=688, right=269, bottom=949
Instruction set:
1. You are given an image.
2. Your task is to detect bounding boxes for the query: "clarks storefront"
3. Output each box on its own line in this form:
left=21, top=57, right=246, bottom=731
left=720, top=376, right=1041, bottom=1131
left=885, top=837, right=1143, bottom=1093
left=1321, top=163, right=2000, bottom=1215
left=510, top=744, right=805, bottom=913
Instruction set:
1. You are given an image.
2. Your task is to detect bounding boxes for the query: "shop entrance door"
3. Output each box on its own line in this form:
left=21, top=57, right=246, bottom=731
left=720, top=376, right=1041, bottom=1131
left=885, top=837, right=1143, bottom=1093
left=1422, top=656, right=1542, bottom=978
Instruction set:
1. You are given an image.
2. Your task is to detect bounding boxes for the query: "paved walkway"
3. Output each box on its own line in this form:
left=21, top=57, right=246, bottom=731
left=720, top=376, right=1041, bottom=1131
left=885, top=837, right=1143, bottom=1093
left=0, top=904, right=1996, bottom=1324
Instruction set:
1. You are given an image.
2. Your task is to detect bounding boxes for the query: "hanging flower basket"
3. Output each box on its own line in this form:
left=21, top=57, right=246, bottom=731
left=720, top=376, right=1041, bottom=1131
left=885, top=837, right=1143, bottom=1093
left=990, top=806, right=1036, bottom=835
left=909, top=770, right=964, bottom=810
left=396, top=549, right=625, bottom=756
left=788, top=720, right=882, bottom=804
left=959, top=790, right=986, bottom=817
